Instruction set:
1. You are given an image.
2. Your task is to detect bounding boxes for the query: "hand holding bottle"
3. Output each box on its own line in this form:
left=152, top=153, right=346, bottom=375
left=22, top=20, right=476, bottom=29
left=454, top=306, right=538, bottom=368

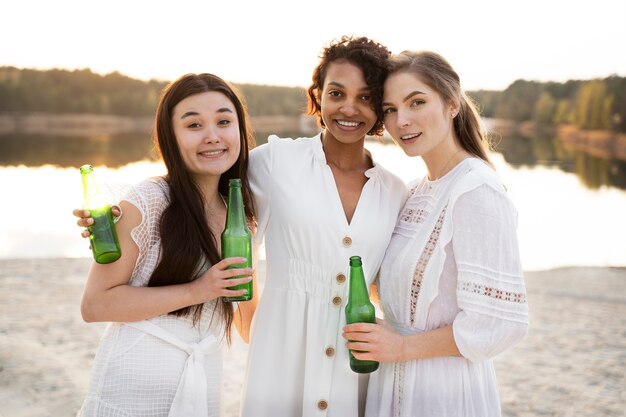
left=73, top=205, right=122, bottom=241
left=342, top=319, right=405, bottom=363
left=190, top=257, right=254, bottom=302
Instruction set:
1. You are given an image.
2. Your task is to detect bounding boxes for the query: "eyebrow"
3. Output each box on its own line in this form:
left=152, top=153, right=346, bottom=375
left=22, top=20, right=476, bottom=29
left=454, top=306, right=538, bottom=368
left=326, top=81, right=371, bottom=92
left=383, top=90, right=427, bottom=107
left=403, top=90, right=427, bottom=102
left=180, top=108, right=234, bottom=119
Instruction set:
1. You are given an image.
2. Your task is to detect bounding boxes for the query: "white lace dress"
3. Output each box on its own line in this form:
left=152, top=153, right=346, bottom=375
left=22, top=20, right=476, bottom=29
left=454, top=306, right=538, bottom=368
left=77, top=178, right=226, bottom=417
left=366, top=158, right=529, bottom=417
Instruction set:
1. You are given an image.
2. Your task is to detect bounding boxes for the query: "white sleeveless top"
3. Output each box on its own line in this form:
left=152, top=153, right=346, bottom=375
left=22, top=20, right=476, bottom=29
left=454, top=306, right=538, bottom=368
left=77, top=178, right=226, bottom=417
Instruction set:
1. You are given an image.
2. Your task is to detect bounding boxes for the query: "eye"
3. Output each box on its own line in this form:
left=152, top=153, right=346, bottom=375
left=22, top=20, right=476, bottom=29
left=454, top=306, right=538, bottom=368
left=218, top=119, right=231, bottom=126
left=360, top=95, right=371, bottom=102
left=410, top=99, right=425, bottom=107
left=383, top=107, right=396, bottom=116
left=328, top=90, right=342, bottom=97
left=187, top=122, right=201, bottom=128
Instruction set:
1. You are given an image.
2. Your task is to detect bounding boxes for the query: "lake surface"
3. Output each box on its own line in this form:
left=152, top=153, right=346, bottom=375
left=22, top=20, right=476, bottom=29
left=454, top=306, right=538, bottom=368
left=1, top=129, right=625, bottom=271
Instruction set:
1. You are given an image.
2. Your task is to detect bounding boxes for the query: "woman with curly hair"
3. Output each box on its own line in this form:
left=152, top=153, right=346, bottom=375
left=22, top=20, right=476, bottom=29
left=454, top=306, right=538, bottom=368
left=241, top=36, right=406, bottom=417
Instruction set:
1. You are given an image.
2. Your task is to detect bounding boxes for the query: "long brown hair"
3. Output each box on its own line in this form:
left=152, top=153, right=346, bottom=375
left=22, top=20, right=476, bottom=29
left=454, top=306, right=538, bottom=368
left=148, top=73, right=256, bottom=343
left=306, top=36, right=391, bottom=137
left=387, top=51, right=491, bottom=162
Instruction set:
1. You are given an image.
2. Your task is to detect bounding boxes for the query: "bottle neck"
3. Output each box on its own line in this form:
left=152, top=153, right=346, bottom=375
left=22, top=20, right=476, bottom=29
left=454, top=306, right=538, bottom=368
left=81, top=172, right=99, bottom=197
left=81, top=168, right=106, bottom=208
left=225, top=184, right=246, bottom=228
left=348, top=257, right=369, bottom=301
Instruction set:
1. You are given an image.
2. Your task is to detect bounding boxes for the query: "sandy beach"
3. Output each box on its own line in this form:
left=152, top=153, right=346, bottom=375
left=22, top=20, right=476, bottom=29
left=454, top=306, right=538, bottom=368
left=0, top=258, right=624, bottom=417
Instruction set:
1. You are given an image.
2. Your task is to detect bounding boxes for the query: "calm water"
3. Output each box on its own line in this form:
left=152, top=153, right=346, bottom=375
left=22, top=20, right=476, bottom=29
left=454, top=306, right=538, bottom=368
left=1, top=130, right=625, bottom=271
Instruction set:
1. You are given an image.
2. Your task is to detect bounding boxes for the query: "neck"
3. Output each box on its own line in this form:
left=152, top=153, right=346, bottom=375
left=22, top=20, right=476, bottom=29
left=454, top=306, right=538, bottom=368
left=194, top=174, right=222, bottom=209
left=423, top=137, right=468, bottom=181
left=321, top=130, right=370, bottom=171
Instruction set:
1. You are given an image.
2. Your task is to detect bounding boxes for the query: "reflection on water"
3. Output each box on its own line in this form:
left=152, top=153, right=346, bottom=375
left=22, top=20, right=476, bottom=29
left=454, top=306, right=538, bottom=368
left=492, top=133, right=626, bottom=190
left=0, top=130, right=298, bottom=169
left=2, top=128, right=626, bottom=191
left=0, top=133, right=157, bottom=168
left=2, top=126, right=626, bottom=269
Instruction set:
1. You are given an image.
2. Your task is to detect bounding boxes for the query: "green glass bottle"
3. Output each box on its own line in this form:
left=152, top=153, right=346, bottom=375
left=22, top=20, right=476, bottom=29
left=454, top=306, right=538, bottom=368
left=345, top=255, right=379, bottom=373
left=80, top=164, right=121, bottom=264
left=221, top=178, right=253, bottom=302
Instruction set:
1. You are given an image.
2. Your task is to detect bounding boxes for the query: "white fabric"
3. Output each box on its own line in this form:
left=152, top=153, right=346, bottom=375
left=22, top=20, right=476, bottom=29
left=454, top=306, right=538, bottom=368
left=367, top=158, right=529, bottom=417
left=125, top=321, right=221, bottom=417
left=77, top=179, right=225, bottom=417
left=241, top=134, right=407, bottom=417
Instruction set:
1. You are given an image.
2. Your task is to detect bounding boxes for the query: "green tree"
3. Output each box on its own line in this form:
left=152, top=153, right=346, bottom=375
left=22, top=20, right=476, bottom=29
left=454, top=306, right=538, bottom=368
left=533, top=92, right=557, bottom=124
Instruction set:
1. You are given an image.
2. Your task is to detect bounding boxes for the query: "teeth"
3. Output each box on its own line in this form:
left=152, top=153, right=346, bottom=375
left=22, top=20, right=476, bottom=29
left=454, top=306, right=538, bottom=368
left=200, top=150, right=224, bottom=156
left=401, top=133, right=421, bottom=140
left=336, top=120, right=360, bottom=127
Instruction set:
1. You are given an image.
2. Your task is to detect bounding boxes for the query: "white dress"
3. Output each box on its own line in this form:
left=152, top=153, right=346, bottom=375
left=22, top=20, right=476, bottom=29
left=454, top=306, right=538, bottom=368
left=78, top=179, right=225, bottom=417
left=241, top=134, right=407, bottom=417
left=367, top=158, right=529, bottom=417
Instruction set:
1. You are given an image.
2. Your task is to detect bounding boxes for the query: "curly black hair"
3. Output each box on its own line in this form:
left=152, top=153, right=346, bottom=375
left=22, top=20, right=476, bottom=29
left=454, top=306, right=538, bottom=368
left=306, top=36, right=391, bottom=137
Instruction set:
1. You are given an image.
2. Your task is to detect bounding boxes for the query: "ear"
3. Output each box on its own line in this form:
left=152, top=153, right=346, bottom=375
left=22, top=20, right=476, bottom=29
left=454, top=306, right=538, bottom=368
left=448, top=100, right=460, bottom=119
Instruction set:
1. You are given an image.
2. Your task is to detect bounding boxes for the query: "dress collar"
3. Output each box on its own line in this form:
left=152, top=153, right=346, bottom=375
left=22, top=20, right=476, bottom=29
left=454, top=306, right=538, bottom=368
left=311, top=133, right=382, bottom=179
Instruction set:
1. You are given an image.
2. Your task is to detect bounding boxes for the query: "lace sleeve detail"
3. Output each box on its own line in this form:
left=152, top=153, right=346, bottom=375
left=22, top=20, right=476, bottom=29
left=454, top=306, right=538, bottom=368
left=122, top=178, right=169, bottom=287
left=451, top=184, right=529, bottom=361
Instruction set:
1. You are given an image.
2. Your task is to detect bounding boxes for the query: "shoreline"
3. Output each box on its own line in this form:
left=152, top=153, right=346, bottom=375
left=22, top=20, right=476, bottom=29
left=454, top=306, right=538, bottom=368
left=0, top=258, right=624, bottom=417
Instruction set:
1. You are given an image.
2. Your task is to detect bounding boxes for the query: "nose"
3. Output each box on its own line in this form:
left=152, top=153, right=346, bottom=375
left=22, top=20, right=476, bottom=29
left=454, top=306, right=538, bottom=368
left=203, top=127, right=220, bottom=143
left=396, top=110, right=410, bottom=128
left=339, top=98, right=359, bottom=117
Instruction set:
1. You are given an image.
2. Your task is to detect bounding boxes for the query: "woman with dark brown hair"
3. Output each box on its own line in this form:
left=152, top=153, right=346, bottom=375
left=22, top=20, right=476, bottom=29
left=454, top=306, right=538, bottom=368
left=75, top=73, right=257, bottom=417
left=74, top=36, right=408, bottom=417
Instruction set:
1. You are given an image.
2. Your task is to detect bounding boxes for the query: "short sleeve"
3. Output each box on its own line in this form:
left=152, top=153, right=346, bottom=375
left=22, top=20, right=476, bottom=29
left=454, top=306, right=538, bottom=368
left=121, top=179, right=168, bottom=285
left=249, top=138, right=274, bottom=246
left=451, top=184, right=529, bottom=362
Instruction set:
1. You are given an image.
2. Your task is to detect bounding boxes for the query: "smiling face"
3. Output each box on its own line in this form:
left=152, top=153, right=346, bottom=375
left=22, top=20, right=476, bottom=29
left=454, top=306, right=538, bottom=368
left=319, top=60, right=378, bottom=146
left=383, top=71, right=458, bottom=159
left=172, top=91, right=241, bottom=180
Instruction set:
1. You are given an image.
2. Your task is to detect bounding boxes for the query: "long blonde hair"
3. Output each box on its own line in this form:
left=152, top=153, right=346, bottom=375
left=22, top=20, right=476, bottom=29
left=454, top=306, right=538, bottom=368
left=387, top=51, right=491, bottom=162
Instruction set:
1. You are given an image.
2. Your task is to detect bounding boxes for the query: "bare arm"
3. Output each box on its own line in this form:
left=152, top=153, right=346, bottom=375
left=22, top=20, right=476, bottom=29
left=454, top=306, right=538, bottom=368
left=342, top=319, right=461, bottom=363
left=80, top=201, right=253, bottom=323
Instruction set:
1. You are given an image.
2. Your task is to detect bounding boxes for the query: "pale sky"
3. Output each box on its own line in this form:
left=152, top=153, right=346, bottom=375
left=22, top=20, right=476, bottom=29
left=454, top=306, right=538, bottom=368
left=2, top=0, right=624, bottom=91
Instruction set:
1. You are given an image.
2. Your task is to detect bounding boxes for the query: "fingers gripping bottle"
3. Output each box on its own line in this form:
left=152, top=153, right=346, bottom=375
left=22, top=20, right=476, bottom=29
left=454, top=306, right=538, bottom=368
left=345, top=255, right=379, bottom=373
left=80, top=164, right=121, bottom=264
left=221, top=178, right=253, bottom=302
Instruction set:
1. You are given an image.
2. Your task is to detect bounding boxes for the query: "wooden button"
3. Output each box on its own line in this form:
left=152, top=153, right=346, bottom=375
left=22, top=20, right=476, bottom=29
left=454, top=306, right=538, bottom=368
left=342, top=236, right=352, bottom=247
left=336, top=273, right=346, bottom=283
left=325, top=346, right=335, bottom=357
left=332, top=296, right=342, bottom=306
left=318, top=400, right=328, bottom=410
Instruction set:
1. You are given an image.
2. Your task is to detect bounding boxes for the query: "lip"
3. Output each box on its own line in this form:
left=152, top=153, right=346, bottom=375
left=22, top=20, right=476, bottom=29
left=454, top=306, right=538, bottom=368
left=334, top=119, right=364, bottom=131
left=198, top=149, right=227, bottom=158
left=400, top=132, right=422, bottom=144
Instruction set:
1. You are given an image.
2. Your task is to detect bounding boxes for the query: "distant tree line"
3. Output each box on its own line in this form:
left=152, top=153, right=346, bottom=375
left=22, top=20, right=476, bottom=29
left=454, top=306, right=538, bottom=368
left=469, top=76, right=626, bottom=133
left=0, top=67, right=306, bottom=118
left=1, top=67, right=625, bottom=132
